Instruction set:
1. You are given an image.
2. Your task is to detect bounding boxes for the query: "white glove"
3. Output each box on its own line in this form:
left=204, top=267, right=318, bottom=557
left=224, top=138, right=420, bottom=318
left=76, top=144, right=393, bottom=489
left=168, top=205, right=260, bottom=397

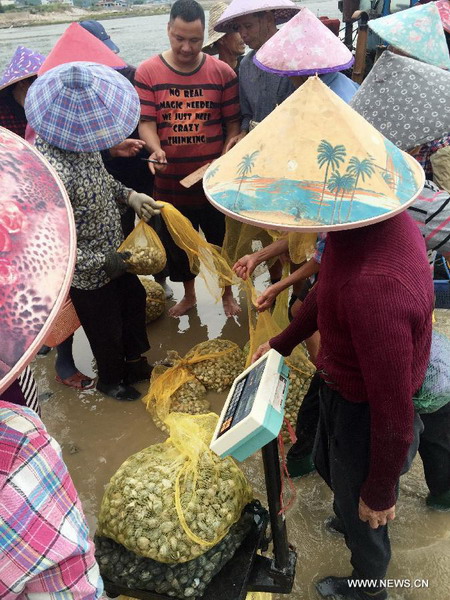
left=127, top=191, right=164, bottom=220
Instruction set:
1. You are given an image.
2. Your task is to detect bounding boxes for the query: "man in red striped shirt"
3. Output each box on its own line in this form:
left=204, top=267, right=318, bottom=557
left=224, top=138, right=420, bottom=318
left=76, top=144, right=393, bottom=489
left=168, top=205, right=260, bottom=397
left=136, top=0, right=241, bottom=317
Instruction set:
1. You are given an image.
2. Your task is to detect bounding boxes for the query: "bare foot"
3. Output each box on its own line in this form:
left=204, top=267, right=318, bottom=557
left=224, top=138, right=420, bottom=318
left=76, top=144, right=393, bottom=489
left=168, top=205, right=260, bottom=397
left=168, top=296, right=196, bottom=317
left=222, top=291, right=241, bottom=318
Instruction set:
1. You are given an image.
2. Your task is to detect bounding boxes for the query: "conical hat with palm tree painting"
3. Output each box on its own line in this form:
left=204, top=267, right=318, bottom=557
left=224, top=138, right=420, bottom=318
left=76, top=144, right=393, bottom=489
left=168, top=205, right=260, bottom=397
left=203, top=76, right=424, bottom=233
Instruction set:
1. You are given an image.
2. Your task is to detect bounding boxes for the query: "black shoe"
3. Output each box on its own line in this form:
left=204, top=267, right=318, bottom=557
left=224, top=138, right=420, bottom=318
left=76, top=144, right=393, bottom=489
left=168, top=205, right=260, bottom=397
left=96, top=380, right=141, bottom=401
left=316, top=576, right=388, bottom=600
left=324, top=516, right=345, bottom=536
left=124, top=357, right=152, bottom=384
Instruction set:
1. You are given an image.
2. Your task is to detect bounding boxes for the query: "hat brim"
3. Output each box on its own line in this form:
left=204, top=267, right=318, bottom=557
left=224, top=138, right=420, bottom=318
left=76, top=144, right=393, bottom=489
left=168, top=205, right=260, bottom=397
left=215, top=7, right=299, bottom=32
left=253, top=55, right=355, bottom=76
left=202, top=30, right=226, bottom=51
left=0, top=72, right=38, bottom=93
left=103, top=37, right=120, bottom=53
left=0, top=127, right=76, bottom=394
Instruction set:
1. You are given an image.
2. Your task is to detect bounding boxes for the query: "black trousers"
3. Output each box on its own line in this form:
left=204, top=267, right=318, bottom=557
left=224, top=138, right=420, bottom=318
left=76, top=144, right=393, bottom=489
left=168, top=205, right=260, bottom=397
left=70, top=273, right=149, bottom=385
left=419, top=402, right=450, bottom=496
left=157, top=203, right=225, bottom=282
left=287, top=371, right=321, bottom=461
left=313, top=381, right=423, bottom=581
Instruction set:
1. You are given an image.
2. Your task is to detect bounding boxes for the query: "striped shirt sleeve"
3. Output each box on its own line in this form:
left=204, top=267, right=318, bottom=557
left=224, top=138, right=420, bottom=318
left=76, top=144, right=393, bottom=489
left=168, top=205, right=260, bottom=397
left=135, top=61, right=157, bottom=122
left=221, top=70, right=240, bottom=123
left=0, top=402, right=103, bottom=600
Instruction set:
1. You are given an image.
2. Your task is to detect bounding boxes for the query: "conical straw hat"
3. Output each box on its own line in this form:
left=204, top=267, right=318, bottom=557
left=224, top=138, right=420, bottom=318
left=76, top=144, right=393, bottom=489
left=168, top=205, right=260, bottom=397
left=368, top=3, right=450, bottom=70
left=38, top=22, right=126, bottom=75
left=350, top=51, right=450, bottom=150
left=203, top=77, right=424, bottom=233
left=203, top=2, right=229, bottom=51
left=436, top=0, right=450, bottom=32
left=214, top=0, right=299, bottom=33
left=254, top=7, right=354, bottom=76
left=0, top=126, right=76, bottom=394
left=0, top=46, right=45, bottom=92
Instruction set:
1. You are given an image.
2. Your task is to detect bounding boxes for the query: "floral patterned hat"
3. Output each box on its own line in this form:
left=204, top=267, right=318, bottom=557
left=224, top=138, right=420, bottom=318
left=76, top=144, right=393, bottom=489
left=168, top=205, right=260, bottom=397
left=254, top=7, right=354, bottom=76
left=214, top=0, right=299, bottom=33
left=350, top=51, right=450, bottom=151
left=0, top=127, right=76, bottom=394
left=436, top=0, right=450, bottom=32
left=203, top=77, right=424, bottom=232
left=25, top=62, right=140, bottom=152
left=368, top=2, right=450, bottom=70
left=0, top=46, right=45, bottom=92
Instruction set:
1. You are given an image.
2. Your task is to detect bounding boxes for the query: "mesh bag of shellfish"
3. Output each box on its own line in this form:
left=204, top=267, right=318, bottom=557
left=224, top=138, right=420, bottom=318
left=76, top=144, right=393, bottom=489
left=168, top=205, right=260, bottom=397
left=95, top=508, right=253, bottom=598
left=183, top=339, right=246, bottom=393
left=118, top=219, right=167, bottom=275
left=282, top=348, right=315, bottom=443
left=144, top=364, right=210, bottom=432
left=97, top=413, right=253, bottom=564
left=413, top=329, right=450, bottom=414
left=139, top=278, right=166, bottom=322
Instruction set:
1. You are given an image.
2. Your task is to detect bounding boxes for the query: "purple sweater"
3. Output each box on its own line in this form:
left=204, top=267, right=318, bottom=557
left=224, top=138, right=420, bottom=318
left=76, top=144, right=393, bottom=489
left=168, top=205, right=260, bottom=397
left=270, top=212, right=434, bottom=510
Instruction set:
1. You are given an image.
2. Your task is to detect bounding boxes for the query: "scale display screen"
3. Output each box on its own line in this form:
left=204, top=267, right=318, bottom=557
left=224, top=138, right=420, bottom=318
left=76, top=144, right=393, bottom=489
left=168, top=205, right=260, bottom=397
left=210, top=349, right=290, bottom=461
left=218, top=357, right=268, bottom=438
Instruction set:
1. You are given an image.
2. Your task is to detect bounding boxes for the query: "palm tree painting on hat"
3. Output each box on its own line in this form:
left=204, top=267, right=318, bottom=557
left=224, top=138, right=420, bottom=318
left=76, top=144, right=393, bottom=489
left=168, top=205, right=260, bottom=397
left=203, top=77, right=424, bottom=233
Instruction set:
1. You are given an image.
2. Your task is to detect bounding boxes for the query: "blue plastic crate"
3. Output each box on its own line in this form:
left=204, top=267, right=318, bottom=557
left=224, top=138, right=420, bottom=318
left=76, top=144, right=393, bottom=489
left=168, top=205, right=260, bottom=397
left=435, top=280, right=450, bottom=309
left=434, top=256, right=450, bottom=309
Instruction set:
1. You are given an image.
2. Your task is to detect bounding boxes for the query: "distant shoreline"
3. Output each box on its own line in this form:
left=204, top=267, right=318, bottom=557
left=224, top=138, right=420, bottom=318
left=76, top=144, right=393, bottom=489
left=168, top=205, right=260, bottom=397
left=0, top=3, right=214, bottom=29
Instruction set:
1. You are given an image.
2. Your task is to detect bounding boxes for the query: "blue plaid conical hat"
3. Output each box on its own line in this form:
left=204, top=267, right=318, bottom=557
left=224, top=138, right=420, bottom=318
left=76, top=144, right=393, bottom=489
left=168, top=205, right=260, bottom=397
left=24, top=61, right=140, bottom=152
left=369, top=3, right=450, bottom=70
left=0, top=46, right=46, bottom=92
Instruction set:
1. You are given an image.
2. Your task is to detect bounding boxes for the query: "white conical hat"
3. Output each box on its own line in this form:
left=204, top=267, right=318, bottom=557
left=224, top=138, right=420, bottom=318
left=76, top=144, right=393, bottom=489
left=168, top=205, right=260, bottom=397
left=204, top=77, right=424, bottom=232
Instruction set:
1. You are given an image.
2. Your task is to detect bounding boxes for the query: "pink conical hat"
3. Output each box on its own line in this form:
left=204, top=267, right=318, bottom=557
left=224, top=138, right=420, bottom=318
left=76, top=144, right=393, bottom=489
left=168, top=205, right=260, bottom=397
left=436, top=0, right=450, bottom=32
left=0, top=126, right=76, bottom=394
left=254, top=7, right=354, bottom=76
left=39, top=22, right=126, bottom=75
left=214, top=0, right=299, bottom=33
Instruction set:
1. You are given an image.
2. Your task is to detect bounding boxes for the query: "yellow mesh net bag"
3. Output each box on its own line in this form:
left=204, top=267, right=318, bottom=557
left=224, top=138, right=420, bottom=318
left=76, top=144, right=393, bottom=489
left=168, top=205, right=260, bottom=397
left=244, top=276, right=315, bottom=442
left=184, top=339, right=245, bottom=392
left=159, top=202, right=237, bottom=298
left=143, top=341, right=245, bottom=430
left=145, top=363, right=209, bottom=433
left=118, top=219, right=166, bottom=275
left=97, top=413, right=253, bottom=563
left=222, top=217, right=278, bottom=267
left=139, top=278, right=166, bottom=322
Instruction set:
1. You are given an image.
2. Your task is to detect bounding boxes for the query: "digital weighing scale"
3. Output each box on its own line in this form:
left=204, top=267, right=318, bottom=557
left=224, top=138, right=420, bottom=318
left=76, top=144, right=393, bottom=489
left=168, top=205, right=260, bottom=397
left=104, top=349, right=297, bottom=600
left=211, top=349, right=290, bottom=461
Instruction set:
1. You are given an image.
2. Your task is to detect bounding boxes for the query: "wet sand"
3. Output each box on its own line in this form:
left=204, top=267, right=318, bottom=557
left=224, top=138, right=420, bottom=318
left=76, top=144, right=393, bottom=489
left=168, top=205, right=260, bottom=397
left=32, top=277, right=450, bottom=600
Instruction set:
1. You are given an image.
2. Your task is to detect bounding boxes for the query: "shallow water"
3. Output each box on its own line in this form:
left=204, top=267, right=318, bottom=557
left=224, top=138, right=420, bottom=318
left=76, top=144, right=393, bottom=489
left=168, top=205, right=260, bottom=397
left=32, top=274, right=450, bottom=600
left=0, top=0, right=341, bottom=72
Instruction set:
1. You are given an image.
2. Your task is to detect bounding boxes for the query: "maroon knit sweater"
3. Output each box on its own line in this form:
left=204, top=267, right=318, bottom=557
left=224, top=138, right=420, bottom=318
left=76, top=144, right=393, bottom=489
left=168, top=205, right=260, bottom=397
left=270, top=212, right=434, bottom=510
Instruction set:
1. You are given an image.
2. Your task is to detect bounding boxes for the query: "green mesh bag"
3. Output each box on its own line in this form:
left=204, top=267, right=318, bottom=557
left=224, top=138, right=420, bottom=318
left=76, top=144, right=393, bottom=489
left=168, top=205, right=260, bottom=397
left=413, top=330, right=450, bottom=414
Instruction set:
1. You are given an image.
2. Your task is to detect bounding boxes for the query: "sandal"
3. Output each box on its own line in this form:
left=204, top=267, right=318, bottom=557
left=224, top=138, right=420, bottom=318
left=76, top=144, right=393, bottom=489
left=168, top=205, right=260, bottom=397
left=55, top=371, right=95, bottom=390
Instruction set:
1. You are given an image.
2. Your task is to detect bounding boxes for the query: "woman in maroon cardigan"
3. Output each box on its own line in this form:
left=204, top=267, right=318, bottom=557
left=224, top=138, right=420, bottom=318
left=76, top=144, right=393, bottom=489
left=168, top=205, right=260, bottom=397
left=253, top=211, right=434, bottom=600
